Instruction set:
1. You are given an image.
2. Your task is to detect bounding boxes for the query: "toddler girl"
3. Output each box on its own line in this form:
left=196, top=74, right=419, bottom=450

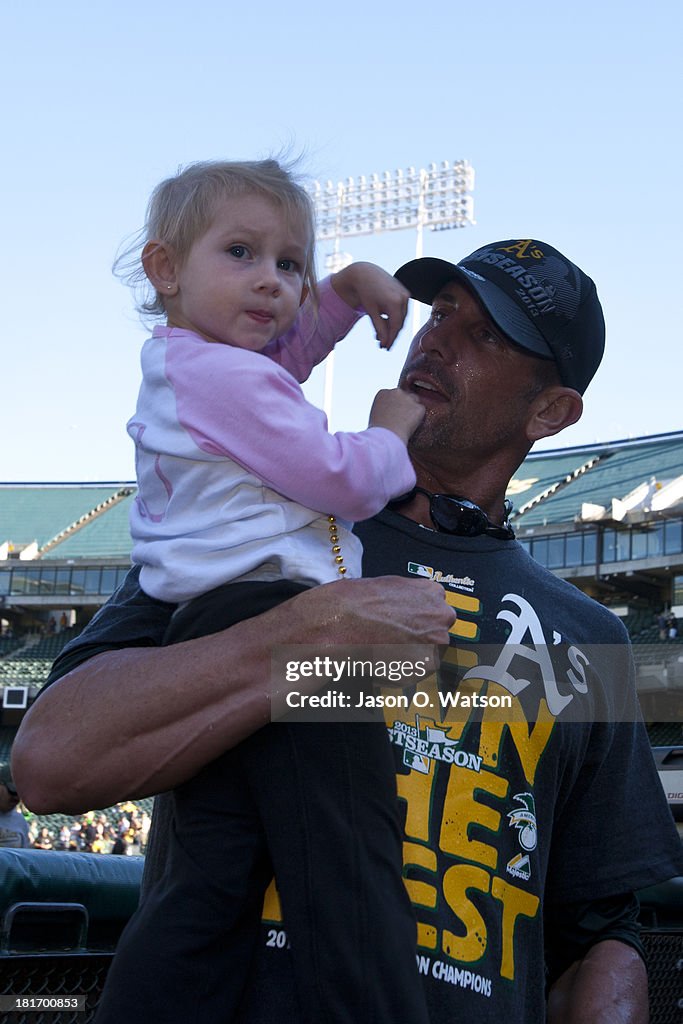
left=95, top=159, right=429, bottom=1024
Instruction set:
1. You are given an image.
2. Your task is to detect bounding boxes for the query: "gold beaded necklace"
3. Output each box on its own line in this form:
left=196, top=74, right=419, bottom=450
left=327, top=515, right=347, bottom=576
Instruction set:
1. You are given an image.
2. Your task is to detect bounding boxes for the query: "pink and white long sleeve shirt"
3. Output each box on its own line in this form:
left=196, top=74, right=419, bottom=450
left=128, top=278, right=416, bottom=602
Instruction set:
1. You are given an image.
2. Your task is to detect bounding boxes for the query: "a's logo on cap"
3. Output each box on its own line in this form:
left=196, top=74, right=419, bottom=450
left=498, top=240, right=544, bottom=260
left=465, top=244, right=557, bottom=316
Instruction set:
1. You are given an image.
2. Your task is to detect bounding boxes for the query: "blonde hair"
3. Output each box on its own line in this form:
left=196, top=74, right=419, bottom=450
left=115, top=158, right=318, bottom=320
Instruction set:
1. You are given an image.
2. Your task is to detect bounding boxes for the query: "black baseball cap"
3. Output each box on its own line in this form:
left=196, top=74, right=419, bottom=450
left=395, top=239, right=605, bottom=394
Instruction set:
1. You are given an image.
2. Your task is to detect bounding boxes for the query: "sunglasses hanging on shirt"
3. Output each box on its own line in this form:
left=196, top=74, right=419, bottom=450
left=388, top=486, right=515, bottom=540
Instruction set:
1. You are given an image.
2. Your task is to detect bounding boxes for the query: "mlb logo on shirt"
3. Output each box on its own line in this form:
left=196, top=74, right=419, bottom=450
left=407, top=562, right=433, bottom=579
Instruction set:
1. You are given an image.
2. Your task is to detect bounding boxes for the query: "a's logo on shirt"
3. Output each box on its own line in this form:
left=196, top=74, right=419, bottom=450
left=462, top=593, right=590, bottom=716
left=506, top=792, right=537, bottom=881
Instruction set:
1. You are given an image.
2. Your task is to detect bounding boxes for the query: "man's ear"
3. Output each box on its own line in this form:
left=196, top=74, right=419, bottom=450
left=526, top=386, right=583, bottom=443
left=142, top=241, right=179, bottom=297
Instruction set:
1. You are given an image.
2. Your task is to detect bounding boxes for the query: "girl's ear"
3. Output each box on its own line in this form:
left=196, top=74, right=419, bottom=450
left=142, top=241, right=179, bottom=296
left=299, top=284, right=309, bottom=307
left=526, top=386, right=583, bottom=443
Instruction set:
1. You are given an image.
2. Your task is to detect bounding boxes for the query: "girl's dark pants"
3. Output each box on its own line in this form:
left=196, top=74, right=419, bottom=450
left=95, top=580, right=428, bottom=1024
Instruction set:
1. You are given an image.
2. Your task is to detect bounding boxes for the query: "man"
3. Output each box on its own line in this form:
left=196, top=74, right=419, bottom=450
left=13, top=239, right=683, bottom=1022
left=0, top=763, right=29, bottom=847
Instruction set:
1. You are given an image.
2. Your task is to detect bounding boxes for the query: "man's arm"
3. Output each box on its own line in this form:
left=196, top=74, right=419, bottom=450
left=547, top=940, right=648, bottom=1023
left=12, top=576, right=455, bottom=815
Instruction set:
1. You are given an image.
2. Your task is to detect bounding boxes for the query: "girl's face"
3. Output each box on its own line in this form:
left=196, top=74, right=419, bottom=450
left=162, top=193, right=308, bottom=349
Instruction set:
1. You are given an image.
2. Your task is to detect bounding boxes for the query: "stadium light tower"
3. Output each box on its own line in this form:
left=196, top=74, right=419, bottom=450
left=309, top=160, right=475, bottom=417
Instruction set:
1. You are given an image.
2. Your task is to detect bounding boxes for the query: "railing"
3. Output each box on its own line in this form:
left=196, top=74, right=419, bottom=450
left=517, top=515, right=683, bottom=572
left=0, top=565, right=130, bottom=600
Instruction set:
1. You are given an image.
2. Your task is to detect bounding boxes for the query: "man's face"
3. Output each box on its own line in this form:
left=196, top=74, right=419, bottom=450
left=0, top=782, right=19, bottom=813
left=398, top=279, right=549, bottom=463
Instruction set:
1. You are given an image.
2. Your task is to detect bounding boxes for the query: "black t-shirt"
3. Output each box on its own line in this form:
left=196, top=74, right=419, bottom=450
left=46, top=510, right=683, bottom=1022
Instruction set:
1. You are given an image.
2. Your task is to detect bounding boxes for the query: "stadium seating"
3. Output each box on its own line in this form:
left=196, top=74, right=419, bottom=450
left=0, top=629, right=80, bottom=694
left=647, top=722, right=683, bottom=746
left=28, top=797, right=155, bottom=843
left=0, top=636, right=24, bottom=658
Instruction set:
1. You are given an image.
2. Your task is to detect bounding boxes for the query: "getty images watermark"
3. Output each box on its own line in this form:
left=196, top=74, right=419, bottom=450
left=269, top=643, right=678, bottom=723
left=269, top=644, right=514, bottom=723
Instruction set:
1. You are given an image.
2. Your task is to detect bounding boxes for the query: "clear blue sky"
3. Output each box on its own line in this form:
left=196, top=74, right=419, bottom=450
left=2, top=0, right=681, bottom=481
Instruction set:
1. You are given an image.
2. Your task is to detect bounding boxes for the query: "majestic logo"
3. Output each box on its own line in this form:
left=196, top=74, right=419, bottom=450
left=407, top=561, right=475, bottom=592
left=507, top=853, right=531, bottom=881
left=387, top=715, right=482, bottom=775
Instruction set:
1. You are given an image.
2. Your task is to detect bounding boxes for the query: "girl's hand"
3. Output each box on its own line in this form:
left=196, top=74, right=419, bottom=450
left=369, top=387, right=425, bottom=444
left=331, top=262, right=410, bottom=349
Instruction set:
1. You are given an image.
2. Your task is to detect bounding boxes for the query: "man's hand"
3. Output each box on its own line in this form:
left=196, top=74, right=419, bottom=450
left=299, top=574, right=455, bottom=648
left=369, top=387, right=425, bottom=444
left=331, top=261, right=410, bottom=349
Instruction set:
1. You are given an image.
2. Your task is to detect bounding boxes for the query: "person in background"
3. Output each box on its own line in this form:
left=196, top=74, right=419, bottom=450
left=0, top=763, right=29, bottom=848
left=32, top=825, right=54, bottom=850
left=657, top=611, right=668, bottom=640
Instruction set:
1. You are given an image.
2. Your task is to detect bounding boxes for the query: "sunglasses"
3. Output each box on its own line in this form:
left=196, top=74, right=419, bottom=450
left=389, top=486, right=515, bottom=540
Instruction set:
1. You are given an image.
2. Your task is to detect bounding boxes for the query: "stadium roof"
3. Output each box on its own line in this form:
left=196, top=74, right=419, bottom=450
left=1, top=431, right=683, bottom=558
left=0, top=483, right=135, bottom=559
left=509, top=431, right=683, bottom=528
